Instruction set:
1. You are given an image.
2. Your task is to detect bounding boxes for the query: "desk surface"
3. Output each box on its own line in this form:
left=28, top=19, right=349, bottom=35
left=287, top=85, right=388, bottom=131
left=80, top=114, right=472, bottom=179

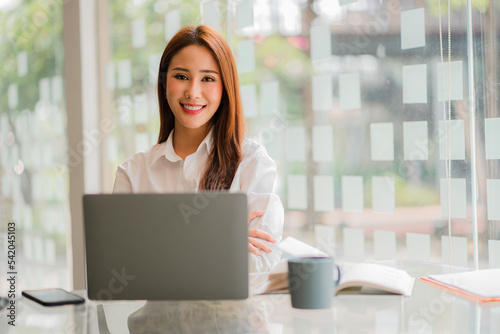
left=3, top=261, right=500, bottom=333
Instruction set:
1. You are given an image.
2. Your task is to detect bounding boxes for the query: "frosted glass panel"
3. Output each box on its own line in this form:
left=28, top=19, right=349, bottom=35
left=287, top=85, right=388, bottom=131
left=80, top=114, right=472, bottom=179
left=43, top=175, right=54, bottom=201
left=41, top=144, right=53, bottom=169
left=343, top=228, right=364, bottom=262
left=2, top=174, right=12, bottom=197
left=342, top=176, right=363, bottom=212
left=310, top=25, right=331, bottom=61
left=441, top=236, right=468, bottom=268
left=237, top=40, right=255, bottom=73
left=52, top=76, right=63, bottom=103
left=312, top=126, right=333, bottom=162
left=39, top=77, right=50, bottom=101
left=0, top=113, right=8, bottom=136
left=106, top=135, right=118, bottom=163
left=165, top=10, right=181, bottom=41
left=133, top=94, right=148, bottom=124
left=45, top=239, right=57, bottom=265
left=374, top=230, right=396, bottom=261
left=287, top=175, right=307, bottom=210
left=117, top=59, right=132, bottom=89
left=22, top=205, right=33, bottom=230
left=403, top=121, right=428, bottom=160
left=135, top=133, right=150, bottom=152
left=439, top=120, right=465, bottom=160
left=312, top=75, right=333, bottom=111
left=23, top=235, right=34, bottom=261
left=406, top=233, right=430, bottom=262
left=401, top=8, right=426, bottom=50
left=440, top=178, right=467, bottom=219
left=437, top=61, right=463, bottom=101
left=260, top=81, right=279, bottom=115
left=313, top=175, right=334, bottom=212
left=485, top=118, right=500, bottom=159
left=237, top=0, right=253, bottom=29
left=17, top=51, right=28, bottom=77
left=402, top=64, right=427, bottom=104
left=339, top=0, right=357, bottom=5
left=105, top=62, right=115, bottom=90
left=286, top=127, right=306, bottom=161
left=202, top=1, right=221, bottom=31
left=117, top=95, right=133, bottom=125
left=370, top=123, right=394, bottom=161
left=34, top=236, right=44, bottom=262
left=31, top=173, right=42, bottom=200
left=372, top=176, right=395, bottom=214
left=486, top=179, right=500, bottom=221
left=8, top=84, right=18, bottom=109
left=315, top=224, right=335, bottom=257
left=489, top=240, right=500, bottom=269
left=240, top=84, right=257, bottom=118
left=131, top=18, right=146, bottom=48
left=339, top=73, right=360, bottom=110
left=148, top=53, right=162, bottom=85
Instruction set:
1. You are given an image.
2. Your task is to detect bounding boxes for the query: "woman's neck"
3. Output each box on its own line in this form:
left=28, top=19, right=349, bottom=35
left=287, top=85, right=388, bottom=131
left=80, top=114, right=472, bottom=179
left=172, top=125, right=211, bottom=160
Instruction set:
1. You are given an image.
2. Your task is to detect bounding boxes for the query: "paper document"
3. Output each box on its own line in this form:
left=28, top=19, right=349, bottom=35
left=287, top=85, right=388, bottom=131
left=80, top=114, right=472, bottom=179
left=277, top=236, right=329, bottom=258
left=420, top=269, right=500, bottom=302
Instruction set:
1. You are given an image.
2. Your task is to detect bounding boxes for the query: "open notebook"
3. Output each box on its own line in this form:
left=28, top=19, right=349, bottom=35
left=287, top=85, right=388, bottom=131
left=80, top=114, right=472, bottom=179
left=420, top=269, right=500, bottom=303
left=254, top=237, right=415, bottom=297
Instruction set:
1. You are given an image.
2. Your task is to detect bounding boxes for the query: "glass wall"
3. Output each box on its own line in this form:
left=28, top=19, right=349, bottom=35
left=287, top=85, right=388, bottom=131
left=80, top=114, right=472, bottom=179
left=98, top=0, right=499, bottom=269
left=0, top=0, right=69, bottom=292
left=471, top=0, right=500, bottom=269
left=2, top=0, right=498, bottom=292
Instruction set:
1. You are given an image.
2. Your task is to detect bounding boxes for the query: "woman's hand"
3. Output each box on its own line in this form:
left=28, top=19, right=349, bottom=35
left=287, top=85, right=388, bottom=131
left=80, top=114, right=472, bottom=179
left=248, top=210, right=276, bottom=256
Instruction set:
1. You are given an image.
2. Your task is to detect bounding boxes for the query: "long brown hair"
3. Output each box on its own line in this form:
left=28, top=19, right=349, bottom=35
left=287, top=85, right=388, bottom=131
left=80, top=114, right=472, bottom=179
left=157, top=25, right=245, bottom=190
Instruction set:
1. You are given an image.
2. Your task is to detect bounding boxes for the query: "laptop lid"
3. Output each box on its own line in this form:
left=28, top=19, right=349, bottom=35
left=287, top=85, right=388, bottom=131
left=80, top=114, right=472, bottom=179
left=83, top=192, right=248, bottom=300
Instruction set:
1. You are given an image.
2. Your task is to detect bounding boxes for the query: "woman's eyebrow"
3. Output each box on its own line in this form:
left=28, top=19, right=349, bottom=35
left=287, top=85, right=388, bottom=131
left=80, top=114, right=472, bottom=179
left=200, top=69, right=219, bottom=74
left=171, top=67, right=189, bottom=72
left=171, top=67, right=219, bottom=75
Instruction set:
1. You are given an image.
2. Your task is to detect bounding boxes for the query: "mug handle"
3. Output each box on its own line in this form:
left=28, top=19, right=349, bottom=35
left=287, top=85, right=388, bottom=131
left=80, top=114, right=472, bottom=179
left=334, top=265, right=341, bottom=285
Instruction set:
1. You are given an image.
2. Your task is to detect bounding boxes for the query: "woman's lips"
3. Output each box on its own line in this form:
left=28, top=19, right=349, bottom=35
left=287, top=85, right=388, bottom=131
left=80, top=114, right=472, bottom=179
left=180, top=103, right=205, bottom=115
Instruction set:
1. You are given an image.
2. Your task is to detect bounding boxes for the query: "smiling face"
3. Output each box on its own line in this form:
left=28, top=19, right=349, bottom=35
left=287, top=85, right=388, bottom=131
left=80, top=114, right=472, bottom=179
left=165, top=44, right=223, bottom=135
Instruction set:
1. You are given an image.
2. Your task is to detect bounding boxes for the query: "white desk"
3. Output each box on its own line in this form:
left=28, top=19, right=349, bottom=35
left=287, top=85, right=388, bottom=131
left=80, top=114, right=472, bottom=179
left=3, top=261, right=500, bottom=333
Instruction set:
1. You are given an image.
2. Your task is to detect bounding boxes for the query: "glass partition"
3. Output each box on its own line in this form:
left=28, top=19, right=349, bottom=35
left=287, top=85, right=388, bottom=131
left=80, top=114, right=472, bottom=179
left=97, top=0, right=499, bottom=269
left=3, top=0, right=496, bottom=291
left=471, top=0, right=500, bottom=269
left=0, top=0, right=69, bottom=292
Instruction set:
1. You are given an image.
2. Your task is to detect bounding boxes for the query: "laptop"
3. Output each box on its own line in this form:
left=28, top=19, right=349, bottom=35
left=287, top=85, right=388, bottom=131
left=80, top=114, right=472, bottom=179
left=83, top=192, right=248, bottom=300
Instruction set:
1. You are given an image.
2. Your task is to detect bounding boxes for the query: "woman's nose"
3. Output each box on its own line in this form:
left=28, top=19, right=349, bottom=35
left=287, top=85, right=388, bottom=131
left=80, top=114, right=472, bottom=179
left=185, top=80, right=201, bottom=99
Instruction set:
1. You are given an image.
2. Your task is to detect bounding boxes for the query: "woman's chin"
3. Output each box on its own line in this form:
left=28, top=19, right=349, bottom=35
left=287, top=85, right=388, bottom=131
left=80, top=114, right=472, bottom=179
left=177, top=121, right=211, bottom=132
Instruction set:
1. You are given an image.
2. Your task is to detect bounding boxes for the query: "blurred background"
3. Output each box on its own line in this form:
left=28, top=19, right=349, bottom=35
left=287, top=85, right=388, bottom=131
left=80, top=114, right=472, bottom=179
left=0, top=0, right=498, bottom=291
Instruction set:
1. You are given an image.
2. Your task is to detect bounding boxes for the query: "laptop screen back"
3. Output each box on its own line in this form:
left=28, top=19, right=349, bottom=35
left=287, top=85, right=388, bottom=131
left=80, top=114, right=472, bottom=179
left=83, top=193, right=248, bottom=300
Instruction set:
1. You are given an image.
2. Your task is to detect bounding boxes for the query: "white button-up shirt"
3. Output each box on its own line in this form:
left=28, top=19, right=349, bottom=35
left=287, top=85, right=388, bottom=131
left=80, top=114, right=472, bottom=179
left=113, top=130, right=284, bottom=272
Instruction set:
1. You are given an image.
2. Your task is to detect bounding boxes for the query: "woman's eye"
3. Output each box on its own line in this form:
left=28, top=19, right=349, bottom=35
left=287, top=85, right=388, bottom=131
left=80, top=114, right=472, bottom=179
left=202, top=77, right=215, bottom=82
left=174, top=74, right=188, bottom=80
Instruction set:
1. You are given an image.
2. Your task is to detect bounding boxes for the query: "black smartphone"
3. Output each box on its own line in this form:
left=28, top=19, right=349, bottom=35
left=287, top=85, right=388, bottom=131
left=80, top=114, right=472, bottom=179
left=22, top=288, right=85, bottom=306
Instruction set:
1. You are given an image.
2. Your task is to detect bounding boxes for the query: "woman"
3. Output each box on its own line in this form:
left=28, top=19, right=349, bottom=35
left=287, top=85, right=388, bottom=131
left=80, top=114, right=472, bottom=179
left=113, top=25, right=284, bottom=272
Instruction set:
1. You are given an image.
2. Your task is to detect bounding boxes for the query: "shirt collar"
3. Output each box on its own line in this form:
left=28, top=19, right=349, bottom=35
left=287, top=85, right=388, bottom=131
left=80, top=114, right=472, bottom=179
left=150, top=128, right=214, bottom=166
left=199, top=128, right=214, bottom=154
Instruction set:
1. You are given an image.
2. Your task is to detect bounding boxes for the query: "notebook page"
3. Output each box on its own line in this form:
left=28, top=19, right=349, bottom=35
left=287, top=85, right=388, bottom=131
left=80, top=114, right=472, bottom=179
left=277, top=237, right=329, bottom=258
left=338, top=263, right=415, bottom=296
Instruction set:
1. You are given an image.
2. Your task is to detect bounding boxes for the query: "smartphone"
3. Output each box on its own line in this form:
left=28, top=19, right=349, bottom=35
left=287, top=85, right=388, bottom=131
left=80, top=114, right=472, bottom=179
left=22, top=288, right=85, bottom=306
